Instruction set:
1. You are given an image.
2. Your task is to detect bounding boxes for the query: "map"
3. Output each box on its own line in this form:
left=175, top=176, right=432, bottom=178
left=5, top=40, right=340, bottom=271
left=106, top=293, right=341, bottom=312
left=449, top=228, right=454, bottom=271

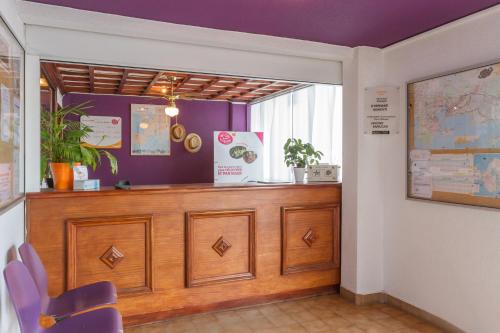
left=131, top=104, right=170, bottom=155
left=411, top=64, right=500, bottom=150
left=474, top=154, right=500, bottom=198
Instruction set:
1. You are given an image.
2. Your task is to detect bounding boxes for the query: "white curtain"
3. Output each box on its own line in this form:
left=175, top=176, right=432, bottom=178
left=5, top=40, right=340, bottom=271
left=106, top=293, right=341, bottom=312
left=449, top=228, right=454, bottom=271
left=251, top=84, right=342, bottom=181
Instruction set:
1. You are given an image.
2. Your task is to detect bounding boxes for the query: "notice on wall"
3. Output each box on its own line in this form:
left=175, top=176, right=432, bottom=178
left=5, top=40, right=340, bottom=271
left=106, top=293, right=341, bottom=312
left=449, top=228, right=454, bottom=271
left=214, top=131, right=263, bottom=183
left=0, top=84, right=11, bottom=143
left=430, top=154, right=475, bottom=194
left=81, top=115, right=122, bottom=149
left=409, top=149, right=432, bottom=198
left=0, top=163, right=12, bottom=202
left=364, top=86, right=400, bottom=135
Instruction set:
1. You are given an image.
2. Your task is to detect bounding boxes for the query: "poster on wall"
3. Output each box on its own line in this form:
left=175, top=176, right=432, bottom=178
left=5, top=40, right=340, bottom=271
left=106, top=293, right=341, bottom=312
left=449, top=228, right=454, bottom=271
left=0, top=83, right=11, bottom=142
left=214, top=131, right=263, bottom=183
left=407, top=61, right=500, bottom=208
left=364, top=86, right=400, bottom=135
left=81, top=115, right=122, bottom=149
left=0, top=163, right=12, bottom=202
left=0, top=17, right=24, bottom=211
left=130, top=104, right=170, bottom=156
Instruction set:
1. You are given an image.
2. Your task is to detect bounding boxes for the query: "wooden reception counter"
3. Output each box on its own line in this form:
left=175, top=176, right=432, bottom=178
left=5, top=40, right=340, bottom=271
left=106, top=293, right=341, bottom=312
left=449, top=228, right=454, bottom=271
left=26, top=182, right=341, bottom=325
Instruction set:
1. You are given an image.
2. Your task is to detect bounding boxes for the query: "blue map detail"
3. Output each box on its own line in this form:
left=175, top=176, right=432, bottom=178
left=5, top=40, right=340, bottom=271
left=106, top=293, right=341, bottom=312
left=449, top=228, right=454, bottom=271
left=474, top=154, right=500, bottom=198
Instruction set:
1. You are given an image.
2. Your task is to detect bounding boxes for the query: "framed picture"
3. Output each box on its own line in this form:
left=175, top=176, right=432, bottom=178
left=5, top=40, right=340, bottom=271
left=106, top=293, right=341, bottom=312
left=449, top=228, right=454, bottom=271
left=407, top=60, right=500, bottom=209
left=130, top=104, right=170, bottom=156
left=0, top=16, right=24, bottom=212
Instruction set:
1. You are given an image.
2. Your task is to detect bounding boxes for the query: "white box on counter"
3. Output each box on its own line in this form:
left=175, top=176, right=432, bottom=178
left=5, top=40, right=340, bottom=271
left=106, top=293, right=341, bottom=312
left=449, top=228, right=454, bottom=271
left=307, top=164, right=340, bottom=182
left=73, top=179, right=100, bottom=190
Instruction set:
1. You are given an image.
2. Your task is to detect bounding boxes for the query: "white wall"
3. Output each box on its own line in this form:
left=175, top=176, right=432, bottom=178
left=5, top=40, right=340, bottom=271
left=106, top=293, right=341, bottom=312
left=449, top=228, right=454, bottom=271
left=0, top=204, right=24, bottom=333
left=383, top=6, right=500, bottom=333
left=0, top=2, right=24, bottom=333
left=341, top=47, right=385, bottom=294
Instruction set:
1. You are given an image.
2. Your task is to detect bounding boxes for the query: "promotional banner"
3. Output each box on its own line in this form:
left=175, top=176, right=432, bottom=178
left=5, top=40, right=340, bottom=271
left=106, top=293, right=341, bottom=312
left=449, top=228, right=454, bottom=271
left=214, top=131, right=263, bottom=183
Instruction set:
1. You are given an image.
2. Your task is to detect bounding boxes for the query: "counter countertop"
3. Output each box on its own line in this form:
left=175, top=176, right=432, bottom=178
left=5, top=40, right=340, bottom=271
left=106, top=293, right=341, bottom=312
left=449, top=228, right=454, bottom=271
left=27, top=181, right=342, bottom=198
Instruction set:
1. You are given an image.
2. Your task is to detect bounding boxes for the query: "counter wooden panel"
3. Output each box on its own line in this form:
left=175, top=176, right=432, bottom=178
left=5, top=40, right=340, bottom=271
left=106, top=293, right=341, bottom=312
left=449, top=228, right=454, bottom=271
left=26, top=183, right=341, bottom=325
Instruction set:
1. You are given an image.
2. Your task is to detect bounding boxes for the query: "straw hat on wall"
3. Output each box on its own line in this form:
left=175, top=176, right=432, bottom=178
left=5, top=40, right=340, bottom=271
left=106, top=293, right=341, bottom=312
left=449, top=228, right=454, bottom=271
left=184, top=133, right=202, bottom=153
left=171, top=123, right=186, bottom=142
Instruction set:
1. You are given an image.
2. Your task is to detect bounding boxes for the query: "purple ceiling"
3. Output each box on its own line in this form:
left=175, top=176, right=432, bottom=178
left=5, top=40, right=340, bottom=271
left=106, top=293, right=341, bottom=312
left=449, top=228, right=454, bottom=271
left=26, top=0, right=500, bottom=47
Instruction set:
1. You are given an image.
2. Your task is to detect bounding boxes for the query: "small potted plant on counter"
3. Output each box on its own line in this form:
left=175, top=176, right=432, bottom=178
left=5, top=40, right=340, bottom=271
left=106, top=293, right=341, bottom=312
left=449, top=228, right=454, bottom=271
left=41, top=102, right=118, bottom=190
left=284, top=138, right=323, bottom=183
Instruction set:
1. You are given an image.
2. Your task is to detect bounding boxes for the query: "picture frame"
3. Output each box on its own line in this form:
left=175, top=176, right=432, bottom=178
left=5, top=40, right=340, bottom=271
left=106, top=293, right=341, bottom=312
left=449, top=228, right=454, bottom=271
left=406, top=59, right=500, bottom=209
left=0, top=15, right=25, bottom=212
left=130, top=104, right=170, bottom=156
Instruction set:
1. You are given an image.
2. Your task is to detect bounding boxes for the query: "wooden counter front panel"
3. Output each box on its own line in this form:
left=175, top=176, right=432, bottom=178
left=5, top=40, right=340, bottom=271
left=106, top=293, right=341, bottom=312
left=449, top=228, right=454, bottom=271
left=66, top=215, right=154, bottom=295
left=281, top=205, right=340, bottom=274
left=186, top=209, right=256, bottom=287
left=27, top=185, right=341, bottom=323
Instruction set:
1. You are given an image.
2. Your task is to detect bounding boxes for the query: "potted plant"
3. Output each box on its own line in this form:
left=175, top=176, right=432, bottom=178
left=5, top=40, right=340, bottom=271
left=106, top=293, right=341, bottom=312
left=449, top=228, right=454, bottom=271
left=284, top=138, right=323, bottom=182
left=41, top=102, right=118, bottom=190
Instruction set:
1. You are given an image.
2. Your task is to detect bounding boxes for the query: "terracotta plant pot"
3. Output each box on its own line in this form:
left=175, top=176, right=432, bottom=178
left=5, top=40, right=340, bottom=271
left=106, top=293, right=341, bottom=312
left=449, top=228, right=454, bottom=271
left=50, top=162, right=73, bottom=190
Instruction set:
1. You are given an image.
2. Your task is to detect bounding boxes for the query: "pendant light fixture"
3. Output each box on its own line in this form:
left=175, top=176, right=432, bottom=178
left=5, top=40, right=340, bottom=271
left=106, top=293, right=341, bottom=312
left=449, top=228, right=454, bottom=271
left=163, top=76, right=180, bottom=117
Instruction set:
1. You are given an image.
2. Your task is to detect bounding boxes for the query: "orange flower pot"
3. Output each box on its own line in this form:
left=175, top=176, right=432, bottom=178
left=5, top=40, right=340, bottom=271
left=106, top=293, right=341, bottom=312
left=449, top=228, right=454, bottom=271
left=50, top=162, right=73, bottom=190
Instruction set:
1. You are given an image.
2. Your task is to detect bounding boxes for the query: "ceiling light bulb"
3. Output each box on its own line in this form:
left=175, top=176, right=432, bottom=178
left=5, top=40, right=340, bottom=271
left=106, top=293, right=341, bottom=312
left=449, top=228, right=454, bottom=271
left=139, top=122, right=149, bottom=129
left=162, top=88, right=167, bottom=94
left=164, top=106, right=179, bottom=117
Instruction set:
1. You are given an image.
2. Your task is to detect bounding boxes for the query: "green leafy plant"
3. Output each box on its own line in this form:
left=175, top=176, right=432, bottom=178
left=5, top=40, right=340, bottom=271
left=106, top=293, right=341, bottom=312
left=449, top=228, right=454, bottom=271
left=40, top=102, right=118, bottom=179
left=284, top=138, right=323, bottom=168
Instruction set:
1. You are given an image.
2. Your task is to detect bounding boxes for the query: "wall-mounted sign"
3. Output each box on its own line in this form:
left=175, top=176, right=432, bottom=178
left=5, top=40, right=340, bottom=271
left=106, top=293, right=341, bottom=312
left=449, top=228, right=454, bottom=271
left=214, top=131, right=263, bottom=183
left=81, top=115, right=122, bottom=149
left=364, top=86, right=400, bottom=135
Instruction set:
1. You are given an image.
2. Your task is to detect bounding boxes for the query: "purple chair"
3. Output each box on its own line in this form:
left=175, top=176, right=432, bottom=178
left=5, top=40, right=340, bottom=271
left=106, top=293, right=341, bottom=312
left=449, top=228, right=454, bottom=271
left=4, top=260, right=122, bottom=333
left=19, top=243, right=117, bottom=318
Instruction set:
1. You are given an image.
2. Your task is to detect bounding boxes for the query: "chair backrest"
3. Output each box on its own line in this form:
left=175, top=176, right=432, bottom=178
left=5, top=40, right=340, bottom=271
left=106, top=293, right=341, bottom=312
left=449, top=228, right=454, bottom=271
left=3, top=260, right=42, bottom=333
left=19, top=243, right=50, bottom=310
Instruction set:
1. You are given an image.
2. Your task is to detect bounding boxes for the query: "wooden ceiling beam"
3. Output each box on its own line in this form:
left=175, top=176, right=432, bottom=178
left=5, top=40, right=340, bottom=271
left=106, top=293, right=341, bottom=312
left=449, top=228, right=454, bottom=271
left=117, top=69, right=129, bottom=94
left=89, top=66, right=95, bottom=93
left=48, top=62, right=66, bottom=95
left=209, top=80, right=249, bottom=99
left=237, top=82, right=277, bottom=99
left=195, top=78, right=220, bottom=94
left=143, top=71, right=165, bottom=95
left=173, top=75, right=191, bottom=93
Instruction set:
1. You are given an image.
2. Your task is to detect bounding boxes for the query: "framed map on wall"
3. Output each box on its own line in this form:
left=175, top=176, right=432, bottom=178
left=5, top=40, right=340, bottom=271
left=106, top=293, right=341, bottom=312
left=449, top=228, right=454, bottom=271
left=407, top=61, right=500, bottom=209
left=0, top=16, right=24, bottom=212
left=130, top=104, right=170, bottom=156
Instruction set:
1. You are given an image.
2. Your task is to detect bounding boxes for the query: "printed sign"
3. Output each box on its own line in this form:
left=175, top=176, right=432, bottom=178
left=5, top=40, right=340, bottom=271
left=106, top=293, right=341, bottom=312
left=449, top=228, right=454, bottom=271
left=81, top=115, right=122, bottom=149
left=214, top=131, right=263, bottom=183
left=364, top=86, right=400, bottom=135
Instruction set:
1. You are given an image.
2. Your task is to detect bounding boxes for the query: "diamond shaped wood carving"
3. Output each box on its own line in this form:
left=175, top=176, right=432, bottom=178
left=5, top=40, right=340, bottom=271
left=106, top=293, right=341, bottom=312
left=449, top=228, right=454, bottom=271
left=100, top=245, right=124, bottom=269
left=212, top=236, right=232, bottom=257
left=303, top=228, right=316, bottom=247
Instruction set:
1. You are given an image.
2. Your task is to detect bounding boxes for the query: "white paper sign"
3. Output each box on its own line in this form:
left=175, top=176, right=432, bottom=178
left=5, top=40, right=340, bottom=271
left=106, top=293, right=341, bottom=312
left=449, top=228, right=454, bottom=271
left=364, top=86, right=400, bottom=135
left=214, top=131, right=263, bottom=183
left=0, top=163, right=12, bottom=203
left=0, top=84, right=11, bottom=142
left=81, top=115, right=122, bottom=149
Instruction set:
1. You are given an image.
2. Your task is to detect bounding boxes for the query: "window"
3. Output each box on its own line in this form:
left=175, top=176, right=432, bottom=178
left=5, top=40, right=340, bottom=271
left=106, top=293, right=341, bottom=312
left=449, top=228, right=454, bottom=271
left=250, top=84, right=342, bottom=181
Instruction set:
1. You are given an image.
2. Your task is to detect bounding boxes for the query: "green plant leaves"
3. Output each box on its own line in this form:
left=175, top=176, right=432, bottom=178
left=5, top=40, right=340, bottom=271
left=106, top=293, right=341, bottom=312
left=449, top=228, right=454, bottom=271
left=283, top=138, right=323, bottom=168
left=40, top=102, right=119, bottom=179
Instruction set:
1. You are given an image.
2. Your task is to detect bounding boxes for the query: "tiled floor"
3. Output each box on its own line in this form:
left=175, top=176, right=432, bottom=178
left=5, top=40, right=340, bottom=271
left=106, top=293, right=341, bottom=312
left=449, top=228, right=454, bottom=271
left=125, top=294, right=443, bottom=333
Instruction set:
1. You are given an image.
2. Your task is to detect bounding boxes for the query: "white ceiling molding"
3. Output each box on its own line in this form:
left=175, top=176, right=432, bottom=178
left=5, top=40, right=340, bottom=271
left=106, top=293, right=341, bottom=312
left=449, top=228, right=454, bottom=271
left=17, top=1, right=352, bottom=63
left=18, top=1, right=350, bottom=84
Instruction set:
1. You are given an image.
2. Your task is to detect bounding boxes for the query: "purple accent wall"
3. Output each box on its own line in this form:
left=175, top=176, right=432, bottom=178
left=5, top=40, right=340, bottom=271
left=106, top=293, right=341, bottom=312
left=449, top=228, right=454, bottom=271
left=27, top=0, right=499, bottom=47
left=63, top=93, right=247, bottom=186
